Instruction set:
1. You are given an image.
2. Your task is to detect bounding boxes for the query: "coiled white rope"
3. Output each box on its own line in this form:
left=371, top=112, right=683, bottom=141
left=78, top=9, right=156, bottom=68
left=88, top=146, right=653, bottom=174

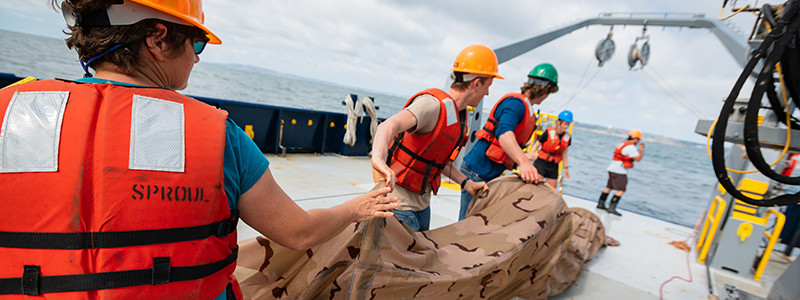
left=361, top=96, right=378, bottom=144
left=343, top=94, right=363, bottom=146
left=343, top=94, right=378, bottom=146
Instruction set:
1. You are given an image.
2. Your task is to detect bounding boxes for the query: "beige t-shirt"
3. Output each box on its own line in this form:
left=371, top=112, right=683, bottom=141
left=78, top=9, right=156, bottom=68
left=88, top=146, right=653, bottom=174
left=404, top=94, right=440, bottom=134
left=388, top=94, right=441, bottom=211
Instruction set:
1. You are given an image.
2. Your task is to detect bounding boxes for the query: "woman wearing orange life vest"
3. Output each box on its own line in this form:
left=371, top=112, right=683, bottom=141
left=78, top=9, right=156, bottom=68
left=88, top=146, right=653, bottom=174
left=0, top=1, right=397, bottom=298
left=597, top=129, right=646, bottom=216
left=527, top=110, right=573, bottom=190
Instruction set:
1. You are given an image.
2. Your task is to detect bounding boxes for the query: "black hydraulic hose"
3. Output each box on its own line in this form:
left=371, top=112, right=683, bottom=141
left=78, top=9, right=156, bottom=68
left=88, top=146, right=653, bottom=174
left=743, top=2, right=800, bottom=185
left=781, top=34, right=800, bottom=106
left=712, top=0, right=800, bottom=206
left=762, top=1, right=800, bottom=135
left=766, top=1, right=800, bottom=111
left=765, top=75, right=800, bottom=128
left=763, top=3, right=778, bottom=28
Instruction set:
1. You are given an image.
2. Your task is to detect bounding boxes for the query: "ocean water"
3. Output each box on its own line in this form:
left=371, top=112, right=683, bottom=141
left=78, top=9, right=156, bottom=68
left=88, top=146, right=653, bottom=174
left=0, top=29, right=714, bottom=227
left=566, top=126, right=713, bottom=227
left=0, top=29, right=406, bottom=119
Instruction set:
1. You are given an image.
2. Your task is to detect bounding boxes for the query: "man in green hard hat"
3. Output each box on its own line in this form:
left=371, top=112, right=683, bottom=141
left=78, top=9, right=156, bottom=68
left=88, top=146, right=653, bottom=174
left=458, top=63, right=559, bottom=220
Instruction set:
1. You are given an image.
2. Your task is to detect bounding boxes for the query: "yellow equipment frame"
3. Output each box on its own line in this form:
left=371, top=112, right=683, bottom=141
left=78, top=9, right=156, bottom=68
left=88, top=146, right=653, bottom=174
left=697, top=179, right=786, bottom=281
left=696, top=196, right=727, bottom=264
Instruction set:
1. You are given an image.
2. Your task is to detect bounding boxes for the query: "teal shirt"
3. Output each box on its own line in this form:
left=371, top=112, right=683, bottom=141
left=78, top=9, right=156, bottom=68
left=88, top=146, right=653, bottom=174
left=76, top=78, right=269, bottom=299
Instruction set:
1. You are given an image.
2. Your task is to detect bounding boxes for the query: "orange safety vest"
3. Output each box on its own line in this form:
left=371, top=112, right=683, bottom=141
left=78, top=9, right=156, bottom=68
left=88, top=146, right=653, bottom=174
left=474, top=92, right=536, bottom=169
left=387, top=88, right=467, bottom=195
left=0, top=79, right=240, bottom=299
left=537, top=127, right=571, bottom=164
left=612, top=140, right=638, bottom=169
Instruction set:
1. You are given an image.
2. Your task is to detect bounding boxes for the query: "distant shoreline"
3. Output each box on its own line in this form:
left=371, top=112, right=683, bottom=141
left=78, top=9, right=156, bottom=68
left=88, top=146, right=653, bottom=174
left=573, top=123, right=706, bottom=148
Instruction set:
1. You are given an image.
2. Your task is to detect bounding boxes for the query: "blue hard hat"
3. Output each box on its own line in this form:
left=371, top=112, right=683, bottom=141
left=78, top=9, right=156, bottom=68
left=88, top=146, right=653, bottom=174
left=558, top=110, right=573, bottom=123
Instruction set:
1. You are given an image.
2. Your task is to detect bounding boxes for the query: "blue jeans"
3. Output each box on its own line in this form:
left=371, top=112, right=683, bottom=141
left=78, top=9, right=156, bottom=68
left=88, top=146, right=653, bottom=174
left=459, top=163, right=486, bottom=220
left=394, top=206, right=431, bottom=231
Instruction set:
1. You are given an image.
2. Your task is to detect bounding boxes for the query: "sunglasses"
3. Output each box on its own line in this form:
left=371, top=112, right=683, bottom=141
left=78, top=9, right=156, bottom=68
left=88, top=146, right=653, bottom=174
left=173, top=27, right=210, bottom=55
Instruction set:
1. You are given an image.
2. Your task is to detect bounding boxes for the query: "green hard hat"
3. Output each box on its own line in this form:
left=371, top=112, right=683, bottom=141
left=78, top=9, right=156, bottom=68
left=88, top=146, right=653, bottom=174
left=527, top=63, right=558, bottom=92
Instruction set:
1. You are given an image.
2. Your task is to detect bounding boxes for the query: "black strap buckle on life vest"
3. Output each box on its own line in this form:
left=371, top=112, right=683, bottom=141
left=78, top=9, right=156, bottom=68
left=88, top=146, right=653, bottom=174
left=0, top=248, right=238, bottom=295
left=480, top=118, right=499, bottom=139
left=386, top=132, right=404, bottom=166
left=394, top=142, right=447, bottom=195
left=386, top=113, right=466, bottom=195
left=0, top=210, right=240, bottom=250
left=215, top=209, right=239, bottom=237
left=387, top=132, right=445, bottom=194
left=485, top=118, right=499, bottom=134
left=151, top=257, right=171, bottom=285
left=540, top=150, right=554, bottom=162
left=21, top=265, right=40, bottom=295
left=226, top=282, right=238, bottom=300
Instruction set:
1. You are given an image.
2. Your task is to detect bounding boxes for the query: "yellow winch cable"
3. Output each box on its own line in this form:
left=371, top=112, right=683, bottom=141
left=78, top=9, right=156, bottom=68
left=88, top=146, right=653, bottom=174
left=718, top=4, right=750, bottom=21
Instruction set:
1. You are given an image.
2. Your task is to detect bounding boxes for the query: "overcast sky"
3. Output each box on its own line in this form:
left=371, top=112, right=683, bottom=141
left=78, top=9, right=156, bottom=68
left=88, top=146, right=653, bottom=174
left=0, top=0, right=778, bottom=143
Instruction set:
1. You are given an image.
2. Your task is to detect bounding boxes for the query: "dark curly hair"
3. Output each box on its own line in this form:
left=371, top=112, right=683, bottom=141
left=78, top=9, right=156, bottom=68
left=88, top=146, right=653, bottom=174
left=53, top=0, right=196, bottom=75
left=520, top=83, right=551, bottom=99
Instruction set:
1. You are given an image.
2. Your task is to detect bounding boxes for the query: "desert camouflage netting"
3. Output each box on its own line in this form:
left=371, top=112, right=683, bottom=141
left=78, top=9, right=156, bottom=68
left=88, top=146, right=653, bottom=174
left=234, top=175, right=615, bottom=299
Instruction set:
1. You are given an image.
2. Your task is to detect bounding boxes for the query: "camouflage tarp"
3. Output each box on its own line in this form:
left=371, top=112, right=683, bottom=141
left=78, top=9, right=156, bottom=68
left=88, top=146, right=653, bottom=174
left=234, top=175, right=612, bottom=299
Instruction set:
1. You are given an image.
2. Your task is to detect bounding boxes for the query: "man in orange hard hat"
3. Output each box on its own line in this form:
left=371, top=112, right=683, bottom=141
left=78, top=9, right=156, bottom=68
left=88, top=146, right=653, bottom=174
left=371, top=44, right=501, bottom=231
left=597, top=129, right=645, bottom=216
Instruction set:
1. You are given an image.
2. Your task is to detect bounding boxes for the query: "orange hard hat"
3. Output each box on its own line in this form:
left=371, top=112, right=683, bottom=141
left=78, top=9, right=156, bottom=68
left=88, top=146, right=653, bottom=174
left=129, top=0, right=220, bottom=44
left=628, top=129, right=642, bottom=139
left=451, top=44, right=504, bottom=79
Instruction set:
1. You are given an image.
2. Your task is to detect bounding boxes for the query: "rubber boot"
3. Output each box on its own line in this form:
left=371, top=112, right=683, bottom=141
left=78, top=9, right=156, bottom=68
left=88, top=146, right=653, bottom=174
left=597, top=192, right=609, bottom=209
left=606, top=195, right=622, bottom=216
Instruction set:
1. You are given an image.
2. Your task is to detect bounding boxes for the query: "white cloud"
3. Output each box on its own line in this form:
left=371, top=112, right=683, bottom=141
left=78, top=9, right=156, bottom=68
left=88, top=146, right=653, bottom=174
left=0, top=0, right=783, bottom=142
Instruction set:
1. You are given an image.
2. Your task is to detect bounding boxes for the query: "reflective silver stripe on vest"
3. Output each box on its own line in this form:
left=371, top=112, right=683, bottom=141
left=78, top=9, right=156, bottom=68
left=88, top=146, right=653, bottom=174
left=129, top=94, right=185, bottom=172
left=443, top=98, right=457, bottom=126
left=0, top=91, right=69, bottom=173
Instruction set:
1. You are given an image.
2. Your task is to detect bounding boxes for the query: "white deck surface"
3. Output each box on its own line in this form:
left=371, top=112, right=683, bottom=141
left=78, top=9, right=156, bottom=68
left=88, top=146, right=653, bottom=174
left=237, top=154, right=796, bottom=300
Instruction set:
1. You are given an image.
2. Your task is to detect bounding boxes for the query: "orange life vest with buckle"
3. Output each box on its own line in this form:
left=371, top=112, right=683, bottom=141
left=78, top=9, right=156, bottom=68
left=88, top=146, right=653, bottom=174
left=474, top=92, right=535, bottom=169
left=0, top=79, right=240, bottom=299
left=537, top=127, right=571, bottom=164
left=612, top=140, right=638, bottom=169
left=387, top=88, right=467, bottom=195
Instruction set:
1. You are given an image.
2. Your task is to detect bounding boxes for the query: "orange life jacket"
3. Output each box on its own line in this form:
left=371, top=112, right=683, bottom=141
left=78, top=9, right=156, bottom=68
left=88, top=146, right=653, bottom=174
left=474, top=92, right=536, bottom=169
left=612, top=140, right=638, bottom=169
left=537, top=127, right=571, bottom=164
left=387, top=88, right=467, bottom=195
left=781, top=153, right=799, bottom=176
left=0, top=79, right=240, bottom=299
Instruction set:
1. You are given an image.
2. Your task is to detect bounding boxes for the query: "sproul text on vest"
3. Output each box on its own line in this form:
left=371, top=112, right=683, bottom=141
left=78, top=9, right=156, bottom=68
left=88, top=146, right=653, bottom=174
left=131, top=185, right=208, bottom=202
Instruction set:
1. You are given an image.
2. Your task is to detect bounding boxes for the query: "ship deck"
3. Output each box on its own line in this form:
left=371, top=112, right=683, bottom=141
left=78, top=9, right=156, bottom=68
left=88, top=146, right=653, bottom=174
left=236, top=154, right=797, bottom=299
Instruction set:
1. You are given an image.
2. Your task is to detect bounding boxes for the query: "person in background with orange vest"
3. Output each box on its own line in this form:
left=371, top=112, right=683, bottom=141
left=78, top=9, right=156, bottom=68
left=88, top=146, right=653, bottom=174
left=527, top=110, right=573, bottom=190
left=458, top=63, right=559, bottom=220
left=0, top=1, right=397, bottom=298
left=371, top=44, right=500, bottom=231
left=597, top=129, right=645, bottom=216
